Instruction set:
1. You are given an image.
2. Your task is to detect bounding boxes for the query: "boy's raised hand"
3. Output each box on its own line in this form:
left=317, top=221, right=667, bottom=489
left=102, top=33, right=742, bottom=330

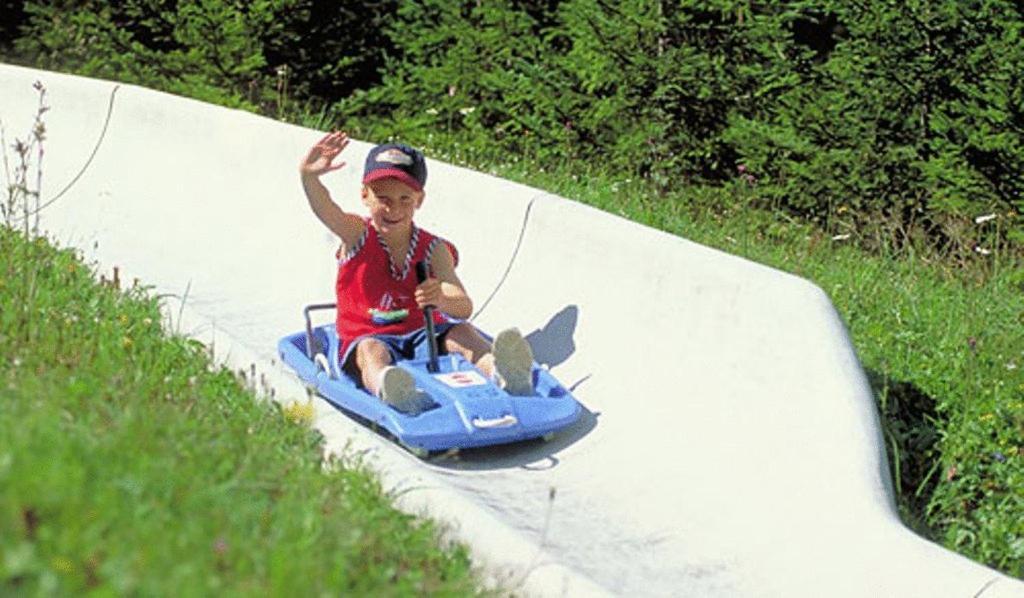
left=300, top=131, right=349, bottom=177
left=298, top=130, right=365, bottom=246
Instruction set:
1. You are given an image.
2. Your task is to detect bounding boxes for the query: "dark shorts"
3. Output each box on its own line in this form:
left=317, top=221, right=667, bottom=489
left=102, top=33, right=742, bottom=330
left=340, top=322, right=457, bottom=385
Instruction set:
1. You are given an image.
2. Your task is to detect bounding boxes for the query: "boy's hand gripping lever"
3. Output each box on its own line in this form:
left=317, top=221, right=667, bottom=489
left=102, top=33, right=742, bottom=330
left=415, top=261, right=440, bottom=373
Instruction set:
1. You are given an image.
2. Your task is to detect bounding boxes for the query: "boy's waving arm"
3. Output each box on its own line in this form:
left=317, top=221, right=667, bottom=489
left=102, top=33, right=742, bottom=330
left=416, top=243, right=473, bottom=320
left=299, top=131, right=364, bottom=247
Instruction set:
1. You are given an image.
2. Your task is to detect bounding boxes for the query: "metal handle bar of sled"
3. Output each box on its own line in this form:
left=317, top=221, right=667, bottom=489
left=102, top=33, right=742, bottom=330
left=303, top=303, right=337, bottom=360
left=415, top=262, right=440, bottom=373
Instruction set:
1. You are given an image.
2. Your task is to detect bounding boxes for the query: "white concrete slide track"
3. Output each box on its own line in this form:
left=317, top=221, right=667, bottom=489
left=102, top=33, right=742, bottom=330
left=1, top=64, right=1020, bottom=597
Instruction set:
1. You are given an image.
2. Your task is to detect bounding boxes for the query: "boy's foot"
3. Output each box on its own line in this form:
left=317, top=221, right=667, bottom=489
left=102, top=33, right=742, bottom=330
left=377, top=366, right=419, bottom=412
left=492, top=328, right=534, bottom=396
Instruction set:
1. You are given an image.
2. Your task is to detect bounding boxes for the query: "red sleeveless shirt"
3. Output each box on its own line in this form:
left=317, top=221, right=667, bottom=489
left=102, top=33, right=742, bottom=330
left=335, top=219, right=457, bottom=354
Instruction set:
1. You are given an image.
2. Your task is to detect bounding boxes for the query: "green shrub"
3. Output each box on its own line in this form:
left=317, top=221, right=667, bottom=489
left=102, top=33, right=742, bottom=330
left=336, top=0, right=1022, bottom=254
left=725, top=0, right=1024, bottom=256
left=0, top=1, right=28, bottom=50
left=337, top=0, right=562, bottom=163
left=7, top=1, right=397, bottom=118
left=8, top=0, right=1021, bottom=253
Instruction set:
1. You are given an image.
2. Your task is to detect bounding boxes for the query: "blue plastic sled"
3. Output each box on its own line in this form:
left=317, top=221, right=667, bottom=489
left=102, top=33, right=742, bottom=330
left=276, top=303, right=582, bottom=456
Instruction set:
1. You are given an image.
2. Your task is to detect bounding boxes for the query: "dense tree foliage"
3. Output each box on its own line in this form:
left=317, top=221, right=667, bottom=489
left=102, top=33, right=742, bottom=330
left=0, top=1, right=28, bottom=49
left=5, top=0, right=1020, bottom=253
left=726, top=1, right=1024, bottom=254
left=344, top=0, right=1022, bottom=255
left=5, top=1, right=396, bottom=114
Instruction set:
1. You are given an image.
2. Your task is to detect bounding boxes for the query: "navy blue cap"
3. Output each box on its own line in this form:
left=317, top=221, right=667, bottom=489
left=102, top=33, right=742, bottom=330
left=362, top=143, right=427, bottom=191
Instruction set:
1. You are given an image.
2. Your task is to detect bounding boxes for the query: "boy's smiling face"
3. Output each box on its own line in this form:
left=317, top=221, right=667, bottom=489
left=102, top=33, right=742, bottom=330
left=361, top=177, right=424, bottom=235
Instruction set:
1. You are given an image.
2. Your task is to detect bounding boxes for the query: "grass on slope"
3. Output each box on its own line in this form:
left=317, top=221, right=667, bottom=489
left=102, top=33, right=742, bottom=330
left=0, top=228, right=483, bottom=595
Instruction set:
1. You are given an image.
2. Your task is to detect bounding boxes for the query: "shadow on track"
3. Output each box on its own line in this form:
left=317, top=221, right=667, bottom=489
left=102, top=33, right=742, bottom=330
left=525, top=305, right=578, bottom=369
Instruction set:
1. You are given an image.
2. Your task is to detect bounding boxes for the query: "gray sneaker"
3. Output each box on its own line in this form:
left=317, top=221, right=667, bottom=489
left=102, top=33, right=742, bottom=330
left=493, top=328, right=534, bottom=396
left=378, top=366, right=417, bottom=411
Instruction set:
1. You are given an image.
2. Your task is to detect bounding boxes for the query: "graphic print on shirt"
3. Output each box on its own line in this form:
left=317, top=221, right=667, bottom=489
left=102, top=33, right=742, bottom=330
left=368, top=291, right=410, bottom=326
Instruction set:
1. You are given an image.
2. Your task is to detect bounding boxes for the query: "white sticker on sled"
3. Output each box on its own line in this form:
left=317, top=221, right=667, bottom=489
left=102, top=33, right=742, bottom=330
left=435, top=371, right=488, bottom=388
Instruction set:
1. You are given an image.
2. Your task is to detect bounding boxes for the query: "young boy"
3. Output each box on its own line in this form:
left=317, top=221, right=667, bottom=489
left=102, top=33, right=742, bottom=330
left=298, top=131, right=534, bottom=410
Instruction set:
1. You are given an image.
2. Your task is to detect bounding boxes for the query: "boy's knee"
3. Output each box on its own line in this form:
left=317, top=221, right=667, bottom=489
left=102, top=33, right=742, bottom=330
left=447, top=322, right=474, bottom=338
left=444, top=322, right=476, bottom=345
left=444, top=323, right=491, bottom=358
left=355, top=338, right=392, bottom=366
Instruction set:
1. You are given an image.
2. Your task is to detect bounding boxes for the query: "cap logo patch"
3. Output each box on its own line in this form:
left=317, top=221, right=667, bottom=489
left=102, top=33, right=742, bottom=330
left=375, top=148, right=413, bottom=166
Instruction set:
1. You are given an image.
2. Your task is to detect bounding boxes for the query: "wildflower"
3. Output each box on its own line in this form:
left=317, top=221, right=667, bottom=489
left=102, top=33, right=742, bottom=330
left=448, top=85, right=457, bottom=97
left=122, top=336, right=133, bottom=348
left=832, top=234, right=851, bottom=241
left=213, top=537, right=228, bottom=555
left=459, top=107, right=475, bottom=116
left=974, top=246, right=992, bottom=255
left=426, top=108, right=439, bottom=115
left=283, top=400, right=315, bottom=425
left=51, top=556, right=75, bottom=574
left=992, top=451, right=1006, bottom=463
left=737, top=164, right=747, bottom=174
left=945, top=465, right=957, bottom=481
left=974, top=213, right=996, bottom=224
